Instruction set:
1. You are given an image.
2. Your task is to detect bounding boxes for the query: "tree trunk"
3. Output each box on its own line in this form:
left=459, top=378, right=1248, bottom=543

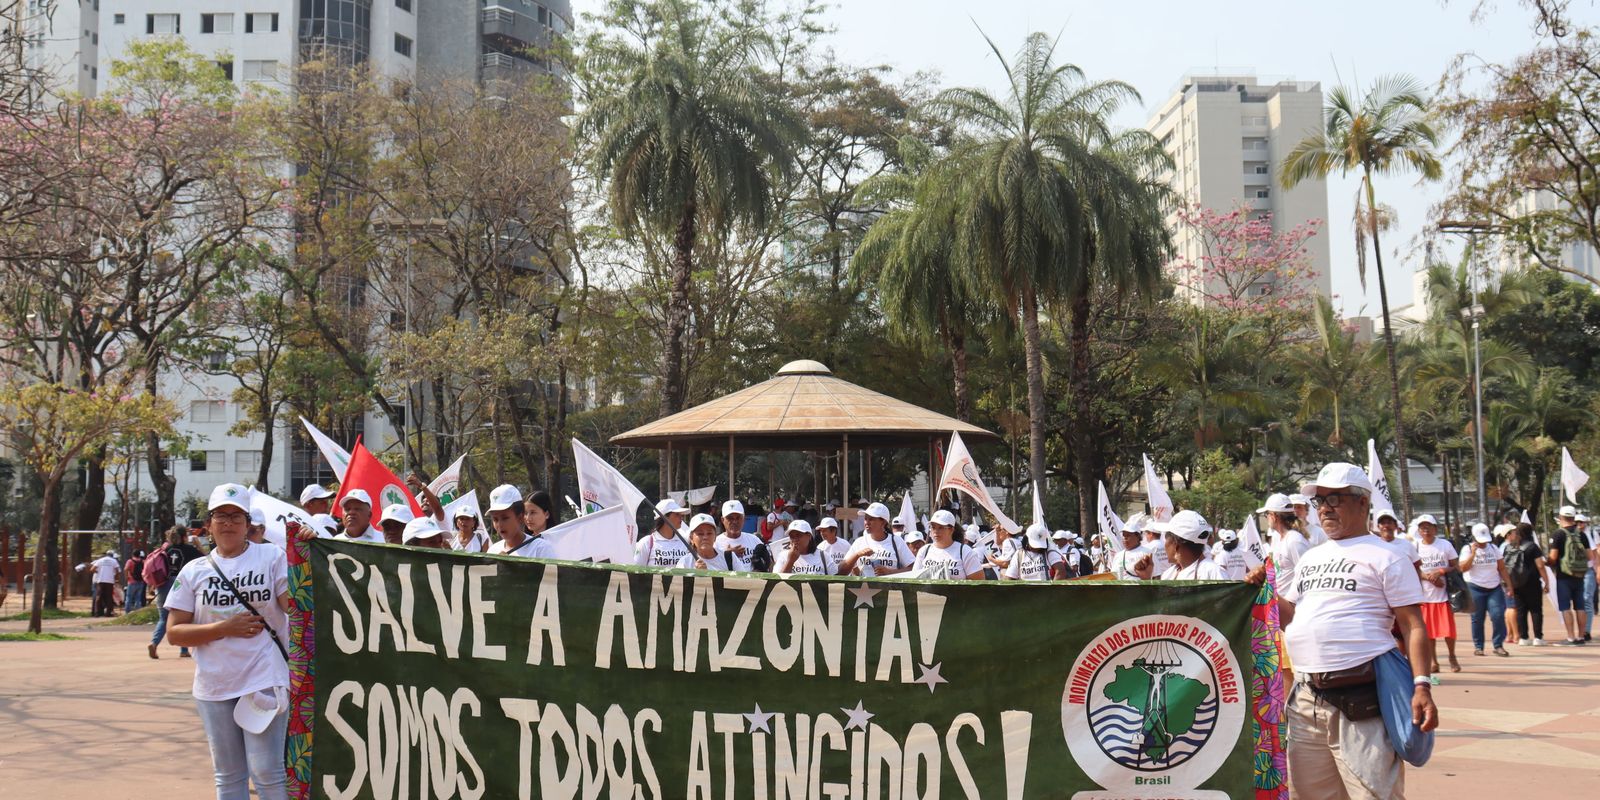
left=1069, top=290, right=1098, bottom=537
left=552, top=360, right=569, bottom=497
left=659, top=202, right=697, bottom=492
left=1367, top=186, right=1414, bottom=520
left=73, top=450, right=105, bottom=532
left=34, top=477, right=61, bottom=628
left=951, top=328, right=970, bottom=422
left=256, top=402, right=275, bottom=492
left=1020, top=288, right=1049, bottom=493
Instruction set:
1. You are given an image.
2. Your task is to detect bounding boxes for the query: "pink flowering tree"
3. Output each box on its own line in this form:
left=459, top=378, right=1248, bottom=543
left=1174, top=203, right=1324, bottom=314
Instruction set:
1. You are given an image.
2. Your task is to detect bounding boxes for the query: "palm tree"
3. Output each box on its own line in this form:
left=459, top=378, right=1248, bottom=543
left=1292, top=295, right=1381, bottom=447
left=929, top=32, right=1170, bottom=514
left=1148, top=312, right=1277, bottom=451
left=1281, top=74, right=1441, bottom=520
left=579, top=0, right=802, bottom=430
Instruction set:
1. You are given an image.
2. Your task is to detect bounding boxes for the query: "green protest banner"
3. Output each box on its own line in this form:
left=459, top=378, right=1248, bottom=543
left=302, top=539, right=1267, bottom=799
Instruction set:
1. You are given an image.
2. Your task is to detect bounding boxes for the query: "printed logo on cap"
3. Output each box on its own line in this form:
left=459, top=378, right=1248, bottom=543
left=1062, top=614, right=1244, bottom=793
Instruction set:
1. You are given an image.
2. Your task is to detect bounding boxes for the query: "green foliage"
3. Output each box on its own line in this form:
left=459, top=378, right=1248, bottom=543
left=1172, top=449, right=1259, bottom=530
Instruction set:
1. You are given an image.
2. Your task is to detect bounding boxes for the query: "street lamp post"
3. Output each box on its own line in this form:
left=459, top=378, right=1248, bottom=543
left=1438, top=222, right=1497, bottom=524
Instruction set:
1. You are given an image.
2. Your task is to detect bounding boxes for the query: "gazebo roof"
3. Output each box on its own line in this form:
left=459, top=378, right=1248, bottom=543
left=610, top=360, right=998, bottom=450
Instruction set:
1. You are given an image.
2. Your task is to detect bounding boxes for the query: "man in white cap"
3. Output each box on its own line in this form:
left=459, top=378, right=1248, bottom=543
left=1578, top=512, right=1596, bottom=642
left=1372, top=508, right=1421, bottom=577
left=299, top=484, right=335, bottom=517
left=838, top=502, right=914, bottom=577
left=1261, top=493, right=1310, bottom=597
left=903, top=529, right=927, bottom=558
left=1146, top=511, right=1226, bottom=581
left=83, top=548, right=121, bottom=617
left=1291, top=493, right=1329, bottom=545
left=1051, top=530, right=1080, bottom=576
left=636, top=498, right=692, bottom=568
left=333, top=489, right=382, bottom=543
left=715, top=500, right=765, bottom=572
left=485, top=485, right=554, bottom=558
left=915, top=509, right=987, bottom=580
left=1138, top=519, right=1172, bottom=578
left=402, top=517, right=449, bottom=550
left=376, top=503, right=414, bottom=545
left=1280, top=463, right=1435, bottom=799
left=246, top=509, right=269, bottom=545
left=1211, top=529, right=1249, bottom=581
left=1548, top=505, right=1589, bottom=645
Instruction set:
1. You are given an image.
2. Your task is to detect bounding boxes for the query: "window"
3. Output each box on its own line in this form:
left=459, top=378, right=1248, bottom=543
left=91, top=32, right=97, bottom=43
left=113, top=13, right=124, bottom=24
left=90, top=66, right=96, bottom=79
left=146, top=13, right=180, bottom=34
left=1254, top=165, right=1269, bottom=175
left=216, top=60, right=234, bottom=80
left=242, top=60, right=280, bottom=81
left=396, top=0, right=412, bottom=11
left=236, top=450, right=263, bottom=473
left=201, top=13, right=233, bottom=34
left=245, top=12, right=279, bottom=33
left=1255, top=189, right=1270, bottom=199
left=394, top=33, right=412, bottom=57
left=189, top=451, right=222, bottom=472
left=190, top=400, right=227, bottom=423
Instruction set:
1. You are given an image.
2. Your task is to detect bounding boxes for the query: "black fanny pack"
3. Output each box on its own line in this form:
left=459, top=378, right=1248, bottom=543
left=1308, top=660, right=1381, bottom=721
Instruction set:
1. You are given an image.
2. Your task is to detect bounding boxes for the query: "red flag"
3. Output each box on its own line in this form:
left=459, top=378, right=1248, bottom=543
left=334, top=440, right=422, bottom=517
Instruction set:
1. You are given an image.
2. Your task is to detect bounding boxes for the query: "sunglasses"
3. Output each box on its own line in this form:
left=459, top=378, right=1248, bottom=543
left=1307, top=492, right=1364, bottom=510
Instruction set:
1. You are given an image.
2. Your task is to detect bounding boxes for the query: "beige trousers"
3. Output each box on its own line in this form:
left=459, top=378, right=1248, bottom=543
left=1286, top=680, right=1404, bottom=799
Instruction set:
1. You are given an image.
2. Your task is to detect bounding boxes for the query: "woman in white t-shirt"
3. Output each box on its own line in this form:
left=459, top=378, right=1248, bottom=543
left=777, top=520, right=835, bottom=575
left=164, top=484, right=293, bottom=800
left=636, top=499, right=692, bottom=568
left=1413, top=515, right=1461, bottom=677
left=984, top=524, right=1019, bottom=576
left=1154, top=511, right=1227, bottom=581
left=449, top=506, right=490, bottom=553
left=1006, top=525, right=1066, bottom=581
left=837, top=503, right=914, bottom=577
left=1460, top=523, right=1512, bottom=656
left=678, top=514, right=738, bottom=571
left=815, top=517, right=848, bottom=565
left=913, top=510, right=987, bottom=580
left=1107, top=526, right=1149, bottom=580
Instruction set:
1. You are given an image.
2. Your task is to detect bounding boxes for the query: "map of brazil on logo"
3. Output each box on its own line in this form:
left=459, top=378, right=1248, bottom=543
left=1062, top=614, right=1246, bottom=798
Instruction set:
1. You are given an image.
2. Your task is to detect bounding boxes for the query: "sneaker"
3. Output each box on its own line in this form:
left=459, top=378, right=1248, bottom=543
left=1493, top=647, right=1511, bottom=656
left=1518, top=638, right=1531, bottom=646
left=1473, top=649, right=1485, bottom=656
left=1532, top=638, right=1546, bottom=646
left=147, top=643, right=158, bottom=660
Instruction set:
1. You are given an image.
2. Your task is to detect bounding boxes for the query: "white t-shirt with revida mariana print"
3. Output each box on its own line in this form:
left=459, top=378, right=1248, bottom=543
left=1281, top=534, right=1426, bottom=674
left=1415, top=538, right=1458, bottom=605
left=915, top=541, right=985, bottom=580
left=635, top=532, right=693, bottom=569
left=843, top=534, right=914, bottom=577
left=164, top=541, right=290, bottom=702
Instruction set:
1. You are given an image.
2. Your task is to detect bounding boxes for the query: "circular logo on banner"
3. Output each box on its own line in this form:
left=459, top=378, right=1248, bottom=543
left=1062, top=615, right=1245, bottom=792
left=380, top=484, right=409, bottom=509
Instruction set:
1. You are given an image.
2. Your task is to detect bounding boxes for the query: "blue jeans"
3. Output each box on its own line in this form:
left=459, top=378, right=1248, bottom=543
left=124, top=580, right=146, bottom=612
left=194, top=695, right=288, bottom=800
left=1585, top=568, right=1596, bottom=635
left=1468, top=583, right=1508, bottom=651
left=150, top=583, right=189, bottom=655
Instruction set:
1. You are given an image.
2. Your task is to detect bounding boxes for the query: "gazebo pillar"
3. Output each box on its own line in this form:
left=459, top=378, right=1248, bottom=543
left=727, top=436, right=735, bottom=505
left=842, top=434, right=850, bottom=507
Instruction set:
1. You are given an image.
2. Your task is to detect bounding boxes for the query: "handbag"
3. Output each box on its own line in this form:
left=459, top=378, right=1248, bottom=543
left=1309, top=660, right=1381, bottom=721
left=1446, top=570, right=1474, bottom=613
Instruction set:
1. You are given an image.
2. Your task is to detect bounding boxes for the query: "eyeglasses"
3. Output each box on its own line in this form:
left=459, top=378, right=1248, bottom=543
left=1307, top=492, right=1363, bottom=510
left=210, top=511, right=248, bottom=524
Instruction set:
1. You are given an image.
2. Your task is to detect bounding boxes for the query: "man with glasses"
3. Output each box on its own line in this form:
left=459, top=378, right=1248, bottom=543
left=1281, top=463, right=1437, bottom=799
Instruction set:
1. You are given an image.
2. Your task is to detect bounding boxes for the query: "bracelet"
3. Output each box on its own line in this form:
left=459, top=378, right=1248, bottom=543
left=1413, top=676, right=1432, bottom=686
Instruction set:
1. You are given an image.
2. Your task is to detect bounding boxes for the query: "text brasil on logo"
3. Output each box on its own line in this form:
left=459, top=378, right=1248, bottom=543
left=1062, top=614, right=1246, bottom=795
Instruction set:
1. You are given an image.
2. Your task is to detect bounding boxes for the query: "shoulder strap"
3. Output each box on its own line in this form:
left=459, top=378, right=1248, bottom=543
left=204, top=549, right=288, bottom=662
left=724, top=550, right=736, bottom=570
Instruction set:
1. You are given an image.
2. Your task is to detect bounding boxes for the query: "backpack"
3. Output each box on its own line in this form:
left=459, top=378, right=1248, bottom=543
left=1504, top=543, right=1539, bottom=588
left=750, top=541, right=773, bottom=573
left=1559, top=529, right=1590, bottom=577
left=141, top=544, right=170, bottom=587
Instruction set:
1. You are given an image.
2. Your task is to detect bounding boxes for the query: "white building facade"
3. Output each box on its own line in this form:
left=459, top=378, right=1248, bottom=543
left=1145, top=73, right=1333, bottom=304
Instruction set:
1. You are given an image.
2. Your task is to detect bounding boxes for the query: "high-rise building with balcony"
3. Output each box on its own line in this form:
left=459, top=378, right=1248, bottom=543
left=1145, top=73, right=1333, bottom=304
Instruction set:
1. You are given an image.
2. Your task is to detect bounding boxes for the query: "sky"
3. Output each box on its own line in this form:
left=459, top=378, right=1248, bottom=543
left=569, top=0, right=1596, bottom=317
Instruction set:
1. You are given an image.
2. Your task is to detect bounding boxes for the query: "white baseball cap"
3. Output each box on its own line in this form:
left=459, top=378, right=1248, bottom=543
left=1155, top=509, right=1212, bottom=544
left=248, top=508, right=266, bottom=526
left=1052, top=529, right=1071, bottom=541
left=1289, top=493, right=1310, bottom=506
left=299, top=484, right=334, bottom=505
left=1471, top=523, right=1493, bottom=543
left=721, top=499, right=745, bottom=517
left=1557, top=505, right=1578, bottom=518
left=655, top=498, right=688, bottom=516
left=402, top=517, right=446, bottom=543
left=963, top=524, right=981, bottom=544
left=232, top=686, right=287, bottom=735
left=1257, top=493, right=1293, bottom=514
left=1218, top=528, right=1239, bottom=543
left=487, top=484, right=522, bottom=512
left=891, top=517, right=906, bottom=528
left=786, top=519, right=814, bottom=536
left=904, top=530, right=926, bottom=543
left=1372, top=508, right=1399, bottom=524
left=379, top=503, right=414, bottom=526
left=1299, top=462, right=1374, bottom=498
left=308, top=514, right=339, bottom=537
left=817, top=517, right=839, bottom=530
left=207, top=483, right=252, bottom=513
left=861, top=502, right=892, bottom=521
left=1493, top=523, right=1516, bottom=538
left=929, top=509, right=958, bottom=528
left=1577, top=513, right=1591, bottom=523
left=339, top=488, right=372, bottom=509
left=1124, top=512, right=1149, bottom=533
left=688, top=513, right=717, bottom=533
left=451, top=504, right=479, bottom=521
left=1024, top=524, right=1051, bottom=549
left=1412, top=513, right=1438, bottom=527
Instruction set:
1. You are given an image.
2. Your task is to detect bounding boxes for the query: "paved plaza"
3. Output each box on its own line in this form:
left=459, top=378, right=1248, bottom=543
left=1, top=600, right=1597, bottom=798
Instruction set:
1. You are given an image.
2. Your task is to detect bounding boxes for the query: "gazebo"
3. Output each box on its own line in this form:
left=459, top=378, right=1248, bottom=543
left=610, top=360, right=998, bottom=508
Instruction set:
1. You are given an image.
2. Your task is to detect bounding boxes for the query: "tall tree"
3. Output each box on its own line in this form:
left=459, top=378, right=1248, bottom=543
left=1281, top=74, right=1442, bottom=520
left=930, top=32, right=1169, bottom=528
left=579, top=0, right=803, bottom=482
left=1291, top=295, right=1380, bottom=448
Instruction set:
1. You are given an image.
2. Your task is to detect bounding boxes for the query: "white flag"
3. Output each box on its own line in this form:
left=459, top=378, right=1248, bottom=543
left=1520, top=508, right=1531, bottom=526
left=1143, top=454, right=1173, bottom=522
left=572, top=438, right=648, bottom=543
left=1366, top=439, right=1393, bottom=512
left=1031, top=482, right=1046, bottom=530
left=1562, top=447, right=1589, bottom=503
left=428, top=454, right=467, bottom=504
left=1238, top=515, right=1267, bottom=569
left=300, top=417, right=352, bottom=481
left=442, top=489, right=485, bottom=533
left=248, top=488, right=314, bottom=549
left=897, top=493, right=918, bottom=532
left=542, top=504, right=635, bottom=564
left=938, top=431, right=1021, bottom=533
left=668, top=486, right=718, bottom=507
left=1096, top=480, right=1124, bottom=554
